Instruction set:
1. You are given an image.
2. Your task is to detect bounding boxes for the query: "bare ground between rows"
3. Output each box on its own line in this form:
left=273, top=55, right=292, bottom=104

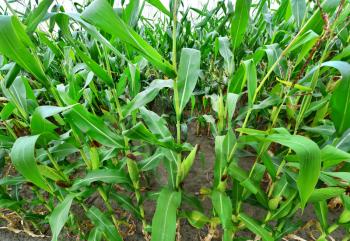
left=0, top=122, right=345, bottom=240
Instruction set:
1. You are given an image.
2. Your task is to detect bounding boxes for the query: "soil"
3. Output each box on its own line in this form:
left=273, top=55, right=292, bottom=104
left=0, top=122, right=345, bottom=240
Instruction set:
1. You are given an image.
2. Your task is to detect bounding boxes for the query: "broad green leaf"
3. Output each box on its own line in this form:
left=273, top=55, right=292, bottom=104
left=314, top=201, right=328, bottom=231
left=4, top=0, right=52, bottom=88
left=138, top=149, right=164, bottom=171
left=81, top=0, right=175, bottom=77
left=264, top=44, right=287, bottom=78
left=31, top=105, right=73, bottom=136
left=0, top=16, right=49, bottom=87
left=88, top=227, right=102, bottom=241
left=124, top=0, right=140, bottom=27
left=4, top=64, right=21, bottom=89
left=242, top=59, right=257, bottom=108
left=0, top=102, right=15, bottom=121
left=321, top=145, right=350, bottom=169
left=123, top=122, right=180, bottom=152
left=38, top=165, right=65, bottom=182
left=73, top=46, right=113, bottom=87
left=145, top=0, right=171, bottom=16
left=308, top=187, right=344, bottom=203
left=151, top=188, right=181, bottom=241
left=211, top=190, right=233, bottom=238
left=176, top=48, right=201, bottom=114
left=300, top=61, right=350, bottom=135
left=291, top=0, right=306, bottom=27
left=63, top=105, right=124, bottom=148
left=10, top=135, right=51, bottom=192
left=0, top=176, right=26, bottom=186
left=140, top=107, right=178, bottom=187
left=329, top=62, right=350, bottom=135
left=140, top=107, right=172, bottom=139
left=0, top=134, right=14, bottom=149
left=267, top=133, right=321, bottom=208
left=71, top=169, right=129, bottom=190
left=110, top=193, right=141, bottom=218
left=87, top=206, right=123, bottom=241
left=49, top=195, right=74, bottom=241
left=1, top=76, right=28, bottom=118
left=228, top=163, right=268, bottom=207
left=214, top=129, right=235, bottom=188
left=213, top=135, right=226, bottom=187
left=178, top=145, right=198, bottom=184
left=0, top=198, right=21, bottom=210
left=185, top=211, right=210, bottom=229
left=218, top=36, right=233, bottom=74
left=226, top=93, right=239, bottom=121
left=122, top=79, right=173, bottom=118
left=301, top=0, right=340, bottom=35
left=231, top=0, right=251, bottom=50
left=239, top=213, right=273, bottom=241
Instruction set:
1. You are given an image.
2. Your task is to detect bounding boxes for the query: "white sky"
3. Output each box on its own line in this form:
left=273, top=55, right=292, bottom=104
left=2, top=0, right=223, bottom=16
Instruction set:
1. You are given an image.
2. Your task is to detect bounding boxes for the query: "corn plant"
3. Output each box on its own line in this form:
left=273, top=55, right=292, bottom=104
left=0, top=0, right=350, bottom=240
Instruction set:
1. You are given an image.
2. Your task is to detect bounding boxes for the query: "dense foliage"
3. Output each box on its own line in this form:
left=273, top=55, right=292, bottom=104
left=0, top=0, right=350, bottom=240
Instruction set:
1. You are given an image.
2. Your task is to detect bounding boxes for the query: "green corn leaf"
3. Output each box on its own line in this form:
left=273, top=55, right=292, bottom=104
left=140, top=107, right=172, bottom=139
left=25, top=0, right=53, bottom=33
left=151, top=188, right=181, bottom=241
left=88, top=227, right=102, bottom=241
left=124, top=0, right=140, bottom=27
left=145, top=0, right=171, bottom=17
left=176, top=48, right=201, bottom=114
left=313, top=200, right=328, bottom=231
left=322, top=171, right=350, bottom=183
left=49, top=195, right=74, bottom=241
left=38, top=165, right=65, bottom=182
left=138, top=149, right=164, bottom=171
left=301, top=0, right=340, bottom=35
left=177, top=145, right=198, bottom=185
left=123, top=122, right=180, bottom=152
left=87, top=206, right=123, bottom=241
left=185, top=210, right=210, bottom=229
left=4, top=64, right=21, bottom=89
left=242, top=59, right=257, bottom=108
left=0, top=102, right=15, bottom=121
left=211, top=190, right=233, bottom=238
left=0, top=199, right=22, bottom=210
left=321, top=145, right=350, bottom=169
left=1, top=76, right=28, bottom=119
left=110, top=193, right=141, bottom=219
left=218, top=36, right=233, bottom=74
left=0, top=134, right=14, bottom=149
left=122, top=79, right=173, bottom=118
left=73, top=46, right=114, bottom=87
left=0, top=16, right=49, bottom=87
left=291, top=0, right=306, bottom=27
left=329, top=62, right=350, bottom=136
left=31, top=105, right=73, bottom=135
left=0, top=176, right=26, bottom=186
left=63, top=105, right=124, bottom=148
left=214, top=129, right=235, bottom=188
left=267, top=133, right=321, bottom=208
left=308, top=187, right=345, bottom=203
left=226, top=93, right=239, bottom=121
left=231, top=0, right=251, bottom=50
left=239, top=213, right=273, bottom=241
left=4, top=0, right=53, bottom=88
left=140, top=107, right=178, bottom=187
left=81, top=0, right=175, bottom=77
left=71, top=169, right=130, bottom=190
left=10, top=135, right=51, bottom=192
left=300, top=61, right=350, bottom=135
